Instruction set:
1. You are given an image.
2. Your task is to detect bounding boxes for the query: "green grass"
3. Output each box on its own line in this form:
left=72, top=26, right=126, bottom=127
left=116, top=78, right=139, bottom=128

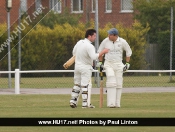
left=0, top=93, right=175, bottom=131
left=0, top=75, right=175, bottom=88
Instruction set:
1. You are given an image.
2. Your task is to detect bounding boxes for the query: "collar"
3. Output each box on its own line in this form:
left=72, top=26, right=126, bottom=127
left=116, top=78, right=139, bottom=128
left=116, top=36, right=120, bottom=41
left=114, top=36, right=120, bottom=42
left=84, top=38, right=92, bottom=43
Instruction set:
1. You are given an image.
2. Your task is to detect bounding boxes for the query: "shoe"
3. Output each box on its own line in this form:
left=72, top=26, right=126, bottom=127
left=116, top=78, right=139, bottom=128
left=88, top=104, right=95, bottom=108
left=82, top=106, right=88, bottom=108
left=70, top=102, right=77, bottom=108
left=109, top=106, right=116, bottom=108
left=108, top=105, right=116, bottom=108
left=109, top=106, right=120, bottom=108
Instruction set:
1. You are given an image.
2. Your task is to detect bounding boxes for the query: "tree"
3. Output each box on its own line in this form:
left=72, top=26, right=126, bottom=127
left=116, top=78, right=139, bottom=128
left=157, top=31, right=175, bottom=70
left=0, top=23, right=8, bottom=71
left=39, top=8, right=81, bottom=29
left=133, top=0, right=175, bottom=43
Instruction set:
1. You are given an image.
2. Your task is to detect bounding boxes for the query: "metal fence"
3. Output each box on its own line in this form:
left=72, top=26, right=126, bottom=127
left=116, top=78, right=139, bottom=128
left=0, top=0, right=174, bottom=89
left=0, top=69, right=175, bottom=90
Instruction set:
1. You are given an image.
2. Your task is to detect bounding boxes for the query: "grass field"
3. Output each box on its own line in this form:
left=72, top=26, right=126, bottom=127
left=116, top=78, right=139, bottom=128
left=0, top=93, right=175, bottom=132
left=0, top=76, right=175, bottom=88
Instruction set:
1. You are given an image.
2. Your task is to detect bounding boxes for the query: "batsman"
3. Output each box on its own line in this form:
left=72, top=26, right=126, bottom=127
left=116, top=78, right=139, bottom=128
left=97, top=28, right=132, bottom=108
left=63, top=57, right=94, bottom=107
left=67, top=29, right=109, bottom=108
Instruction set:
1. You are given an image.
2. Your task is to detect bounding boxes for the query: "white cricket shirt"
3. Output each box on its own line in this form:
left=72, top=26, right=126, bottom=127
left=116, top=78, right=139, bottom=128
left=98, top=37, right=132, bottom=62
left=73, top=38, right=99, bottom=66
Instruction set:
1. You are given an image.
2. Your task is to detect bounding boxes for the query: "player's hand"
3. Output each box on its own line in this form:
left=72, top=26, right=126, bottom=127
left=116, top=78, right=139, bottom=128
left=123, top=62, right=130, bottom=72
left=102, top=48, right=109, bottom=54
left=96, top=62, right=104, bottom=72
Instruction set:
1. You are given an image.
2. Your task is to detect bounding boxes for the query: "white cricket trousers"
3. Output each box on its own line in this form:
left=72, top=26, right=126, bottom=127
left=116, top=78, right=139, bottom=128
left=104, top=61, right=124, bottom=108
left=70, top=65, right=93, bottom=107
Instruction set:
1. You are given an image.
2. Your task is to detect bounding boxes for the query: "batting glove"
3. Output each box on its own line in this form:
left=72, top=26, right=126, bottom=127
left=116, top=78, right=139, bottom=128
left=123, top=62, right=130, bottom=72
left=96, top=61, right=104, bottom=71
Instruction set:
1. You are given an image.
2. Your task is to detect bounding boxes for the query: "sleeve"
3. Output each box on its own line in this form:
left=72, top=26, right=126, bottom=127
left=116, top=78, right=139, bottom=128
left=72, top=42, right=78, bottom=56
left=88, top=45, right=99, bottom=60
left=97, top=39, right=106, bottom=53
left=123, top=40, right=132, bottom=57
left=72, top=46, right=76, bottom=56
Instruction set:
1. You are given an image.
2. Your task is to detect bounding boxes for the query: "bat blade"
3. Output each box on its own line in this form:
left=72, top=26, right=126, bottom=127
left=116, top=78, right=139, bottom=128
left=99, top=70, right=103, bottom=108
left=99, top=80, right=103, bottom=108
left=63, top=56, right=75, bottom=69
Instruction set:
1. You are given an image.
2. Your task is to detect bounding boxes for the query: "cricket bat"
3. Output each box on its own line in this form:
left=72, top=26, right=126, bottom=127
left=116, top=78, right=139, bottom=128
left=63, top=56, right=75, bottom=69
left=99, top=68, right=103, bottom=108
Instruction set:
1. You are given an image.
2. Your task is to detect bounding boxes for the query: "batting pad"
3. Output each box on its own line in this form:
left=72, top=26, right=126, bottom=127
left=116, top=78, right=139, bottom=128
left=82, top=87, right=88, bottom=107
left=107, top=87, right=116, bottom=107
left=70, top=85, right=80, bottom=105
left=106, top=76, right=117, bottom=88
left=87, top=80, right=92, bottom=106
left=116, top=88, right=122, bottom=107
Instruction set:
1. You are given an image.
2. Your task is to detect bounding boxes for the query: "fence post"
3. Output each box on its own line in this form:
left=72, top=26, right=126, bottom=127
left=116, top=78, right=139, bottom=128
left=170, top=6, right=173, bottom=81
left=15, top=69, right=20, bottom=94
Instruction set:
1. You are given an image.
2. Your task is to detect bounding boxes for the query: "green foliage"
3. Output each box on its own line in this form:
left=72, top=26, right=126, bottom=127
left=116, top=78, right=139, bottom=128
left=18, top=23, right=87, bottom=76
left=0, top=23, right=8, bottom=70
left=157, top=31, right=175, bottom=70
left=40, top=8, right=81, bottom=29
left=0, top=23, right=6, bottom=36
left=0, top=20, right=149, bottom=73
left=133, top=0, right=175, bottom=43
left=0, top=23, right=19, bottom=71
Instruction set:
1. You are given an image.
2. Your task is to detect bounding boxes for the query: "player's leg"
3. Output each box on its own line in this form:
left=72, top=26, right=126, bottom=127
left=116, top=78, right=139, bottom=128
left=87, top=80, right=92, bottom=106
left=116, top=88, right=122, bottom=108
left=105, top=67, right=117, bottom=108
left=70, top=69, right=81, bottom=108
left=81, top=85, right=88, bottom=108
left=76, top=79, right=95, bottom=108
left=70, top=84, right=81, bottom=108
left=81, top=69, right=92, bottom=108
left=87, top=79, right=95, bottom=108
left=115, top=63, right=124, bottom=108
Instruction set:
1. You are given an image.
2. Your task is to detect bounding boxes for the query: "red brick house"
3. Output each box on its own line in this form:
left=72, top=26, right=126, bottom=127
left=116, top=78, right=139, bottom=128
left=0, top=1, right=20, bottom=25
left=0, top=0, right=134, bottom=27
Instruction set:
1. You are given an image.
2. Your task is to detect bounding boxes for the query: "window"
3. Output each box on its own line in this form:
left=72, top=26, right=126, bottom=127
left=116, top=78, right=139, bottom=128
left=35, top=0, right=41, bottom=10
left=121, top=0, right=133, bottom=12
left=50, top=0, right=61, bottom=13
left=92, top=0, right=95, bottom=12
left=71, top=0, right=83, bottom=13
left=106, top=0, right=112, bottom=13
left=20, top=0, right=27, bottom=12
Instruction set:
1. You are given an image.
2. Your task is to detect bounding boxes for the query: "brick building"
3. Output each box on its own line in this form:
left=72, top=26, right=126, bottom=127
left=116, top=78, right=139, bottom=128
left=0, top=0, right=20, bottom=25
left=0, top=0, right=134, bottom=27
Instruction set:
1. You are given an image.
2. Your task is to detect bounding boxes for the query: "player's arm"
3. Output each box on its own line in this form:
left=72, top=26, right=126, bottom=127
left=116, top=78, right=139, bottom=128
left=126, top=56, right=130, bottom=63
left=98, top=55, right=103, bottom=62
left=98, top=48, right=108, bottom=58
left=123, top=41, right=132, bottom=72
left=97, top=40, right=105, bottom=59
